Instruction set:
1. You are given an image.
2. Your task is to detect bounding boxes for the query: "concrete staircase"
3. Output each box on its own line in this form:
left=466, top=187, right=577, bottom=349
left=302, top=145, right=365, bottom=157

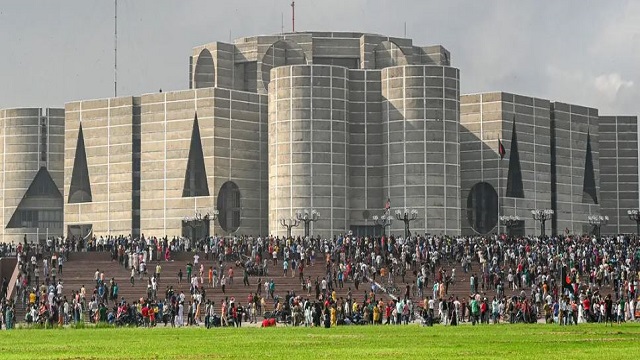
left=14, top=251, right=613, bottom=323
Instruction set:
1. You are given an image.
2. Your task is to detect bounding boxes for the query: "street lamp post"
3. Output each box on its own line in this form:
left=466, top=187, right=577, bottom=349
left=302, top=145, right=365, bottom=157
left=531, top=209, right=554, bottom=237
left=295, top=209, right=320, bottom=238
left=499, top=215, right=521, bottom=236
left=628, top=209, right=640, bottom=236
left=372, top=214, right=392, bottom=237
left=279, top=218, right=299, bottom=240
left=394, top=209, right=418, bottom=240
left=184, top=209, right=218, bottom=243
left=587, top=215, right=608, bottom=239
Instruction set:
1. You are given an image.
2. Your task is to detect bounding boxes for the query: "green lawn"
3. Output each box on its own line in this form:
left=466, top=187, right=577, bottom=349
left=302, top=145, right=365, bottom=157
left=0, top=324, right=639, bottom=359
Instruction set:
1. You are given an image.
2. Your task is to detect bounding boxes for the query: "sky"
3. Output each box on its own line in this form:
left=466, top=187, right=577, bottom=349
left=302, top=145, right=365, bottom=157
left=0, top=1, right=638, bottom=115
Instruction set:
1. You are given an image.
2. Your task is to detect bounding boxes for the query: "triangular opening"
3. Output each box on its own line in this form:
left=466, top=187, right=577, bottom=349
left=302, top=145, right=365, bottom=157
left=68, top=124, right=92, bottom=203
left=7, top=167, right=63, bottom=229
left=182, top=113, right=210, bottom=197
left=582, top=132, right=598, bottom=204
left=505, top=116, right=525, bottom=198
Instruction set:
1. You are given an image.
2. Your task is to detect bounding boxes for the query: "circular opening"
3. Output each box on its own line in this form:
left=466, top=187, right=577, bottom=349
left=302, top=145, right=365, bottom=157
left=466, top=182, right=498, bottom=235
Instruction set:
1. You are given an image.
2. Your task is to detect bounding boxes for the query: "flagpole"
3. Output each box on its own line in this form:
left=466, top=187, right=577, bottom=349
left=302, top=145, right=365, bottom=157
left=498, top=146, right=501, bottom=236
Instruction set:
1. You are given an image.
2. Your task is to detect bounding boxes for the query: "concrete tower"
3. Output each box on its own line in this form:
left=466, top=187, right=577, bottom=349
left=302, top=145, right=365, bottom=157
left=1, top=108, right=64, bottom=244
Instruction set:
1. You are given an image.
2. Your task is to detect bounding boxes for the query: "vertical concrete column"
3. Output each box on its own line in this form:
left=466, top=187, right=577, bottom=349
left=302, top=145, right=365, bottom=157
left=269, top=65, right=349, bottom=238
left=382, top=65, right=460, bottom=236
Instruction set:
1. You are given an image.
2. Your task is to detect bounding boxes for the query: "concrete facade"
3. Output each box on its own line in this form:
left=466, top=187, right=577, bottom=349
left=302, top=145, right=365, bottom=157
left=139, top=88, right=267, bottom=238
left=269, top=65, right=350, bottom=237
left=64, top=97, right=139, bottom=239
left=381, top=65, right=460, bottom=236
left=599, top=116, right=639, bottom=234
left=347, top=69, right=384, bottom=234
left=0, top=31, right=609, bottom=242
left=460, top=92, right=603, bottom=236
left=259, top=33, right=459, bottom=238
left=1, top=108, right=64, bottom=244
left=460, top=93, right=551, bottom=236
left=550, top=102, right=600, bottom=235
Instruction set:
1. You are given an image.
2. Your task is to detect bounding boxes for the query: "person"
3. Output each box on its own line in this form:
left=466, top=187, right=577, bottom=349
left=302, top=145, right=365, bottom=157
left=176, top=301, right=184, bottom=327
left=605, top=294, right=613, bottom=326
left=617, top=297, right=625, bottom=324
left=4, top=303, right=14, bottom=329
left=186, top=263, right=192, bottom=282
left=470, top=296, right=480, bottom=325
left=323, top=306, right=331, bottom=328
left=178, top=269, right=183, bottom=284
left=243, top=268, right=250, bottom=287
left=330, top=305, right=337, bottom=326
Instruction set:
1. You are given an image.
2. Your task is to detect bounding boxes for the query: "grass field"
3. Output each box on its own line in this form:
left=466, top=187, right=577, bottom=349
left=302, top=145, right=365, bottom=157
left=0, top=324, right=639, bottom=359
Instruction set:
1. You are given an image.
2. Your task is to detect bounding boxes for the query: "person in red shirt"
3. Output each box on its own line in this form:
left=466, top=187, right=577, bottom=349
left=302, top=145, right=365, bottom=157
left=231, top=304, right=238, bottom=327
left=149, top=304, right=156, bottom=327
left=385, top=303, right=392, bottom=325
left=141, top=304, right=149, bottom=327
left=583, top=298, right=591, bottom=322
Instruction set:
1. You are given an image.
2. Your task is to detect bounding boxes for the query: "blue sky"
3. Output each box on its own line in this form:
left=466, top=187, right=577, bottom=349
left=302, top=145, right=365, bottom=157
left=0, top=0, right=637, bottom=115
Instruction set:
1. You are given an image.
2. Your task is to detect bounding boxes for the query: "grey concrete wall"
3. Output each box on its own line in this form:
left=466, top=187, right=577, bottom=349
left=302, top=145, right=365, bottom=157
left=64, top=98, right=137, bottom=237
left=211, top=88, right=268, bottom=236
left=461, top=93, right=596, bottom=237
left=347, top=70, right=384, bottom=226
left=599, top=115, right=639, bottom=235
left=551, top=102, right=600, bottom=235
left=268, top=65, right=350, bottom=238
left=140, top=90, right=216, bottom=238
left=140, top=88, right=267, bottom=239
left=382, top=65, right=461, bottom=236
left=1, top=108, right=64, bottom=244
left=192, top=32, right=451, bottom=92
left=501, top=94, right=552, bottom=235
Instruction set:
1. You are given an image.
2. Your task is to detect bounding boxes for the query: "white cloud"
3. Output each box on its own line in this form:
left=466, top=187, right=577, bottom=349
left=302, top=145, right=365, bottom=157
left=594, top=73, right=634, bottom=103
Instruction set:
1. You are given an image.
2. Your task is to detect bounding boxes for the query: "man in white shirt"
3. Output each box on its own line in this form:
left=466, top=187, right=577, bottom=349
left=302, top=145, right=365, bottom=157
left=193, top=254, right=200, bottom=267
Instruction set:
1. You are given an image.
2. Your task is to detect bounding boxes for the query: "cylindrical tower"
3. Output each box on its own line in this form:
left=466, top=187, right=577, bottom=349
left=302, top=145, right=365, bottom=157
left=382, top=65, right=460, bottom=236
left=1, top=108, right=65, bottom=244
left=269, top=65, right=349, bottom=238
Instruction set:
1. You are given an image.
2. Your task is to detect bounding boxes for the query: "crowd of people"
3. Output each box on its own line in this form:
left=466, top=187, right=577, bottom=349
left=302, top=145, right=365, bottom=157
left=0, top=230, right=638, bottom=329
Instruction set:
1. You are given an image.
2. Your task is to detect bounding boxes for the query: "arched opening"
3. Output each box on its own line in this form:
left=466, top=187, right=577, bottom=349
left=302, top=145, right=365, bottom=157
left=260, top=40, right=306, bottom=91
left=373, top=41, right=408, bottom=69
left=466, top=182, right=498, bottom=235
left=194, top=49, right=215, bottom=89
left=217, top=181, right=241, bottom=233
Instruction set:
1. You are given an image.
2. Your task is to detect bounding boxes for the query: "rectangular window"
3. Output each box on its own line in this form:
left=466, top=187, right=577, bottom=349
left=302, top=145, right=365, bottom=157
left=40, top=117, right=48, bottom=163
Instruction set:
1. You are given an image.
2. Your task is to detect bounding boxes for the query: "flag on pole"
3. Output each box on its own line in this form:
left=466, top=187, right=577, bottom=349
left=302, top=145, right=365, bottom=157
left=385, top=198, right=391, bottom=210
left=498, top=138, right=506, bottom=159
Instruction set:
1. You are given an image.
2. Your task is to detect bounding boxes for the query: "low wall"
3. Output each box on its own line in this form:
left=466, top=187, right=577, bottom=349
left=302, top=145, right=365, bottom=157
left=0, top=257, right=18, bottom=299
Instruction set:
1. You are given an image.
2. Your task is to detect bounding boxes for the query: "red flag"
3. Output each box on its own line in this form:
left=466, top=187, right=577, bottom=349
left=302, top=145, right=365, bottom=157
left=385, top=198, right=390, bottom=210
left=498, top=138, right=506, bottom=159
